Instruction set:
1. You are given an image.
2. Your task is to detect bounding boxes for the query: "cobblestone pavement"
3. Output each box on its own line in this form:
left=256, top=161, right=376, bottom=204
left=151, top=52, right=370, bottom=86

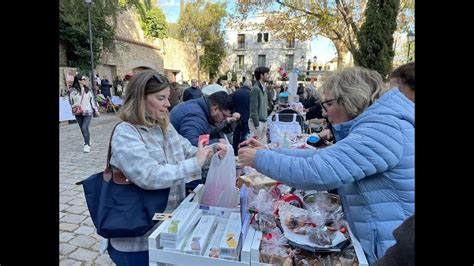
left=60, top=113, right=120, bottom=265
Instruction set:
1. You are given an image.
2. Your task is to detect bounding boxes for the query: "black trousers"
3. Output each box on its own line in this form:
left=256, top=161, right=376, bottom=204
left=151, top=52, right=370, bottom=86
left=232, top=122, right=250, bottom=156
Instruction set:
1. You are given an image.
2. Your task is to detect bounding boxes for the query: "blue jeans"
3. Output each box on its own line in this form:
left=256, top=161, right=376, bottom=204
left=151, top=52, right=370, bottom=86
left=75, top=115, right=92, bottom=145
left=107, top=241, right=149, bottom=266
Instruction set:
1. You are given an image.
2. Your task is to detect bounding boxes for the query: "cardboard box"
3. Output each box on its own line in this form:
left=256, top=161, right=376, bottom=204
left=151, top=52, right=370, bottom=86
left=219, top=213, right=242, bottom=260
left=149, top=185, right=253, bottom=266
left=161, top=202, right=199, bottom=241
left=149, top=216, right=254, bottom=266
left=240, top=226, right=256, bottom=263
left=203, top=222, right=227, bottom=258
left=161, top=209, right=202, bottom=249
left=183, top=215, right=217, bottom=255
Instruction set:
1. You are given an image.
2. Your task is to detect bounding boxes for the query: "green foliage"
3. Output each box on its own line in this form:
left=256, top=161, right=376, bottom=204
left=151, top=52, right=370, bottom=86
left=59, top=0, right=147, bottom=72
left=402, top=40, right=415, bottom=62
left=140, top=8, right=168, bottom=39
left=298, top=73, right=306, bottom=81
left=201, top=35, right=226, bottom=78
left=354, top=0, right=400, bottom=80
left=167, top=23, right=182, bottom=40
left=59, top=0, right=158, bottom=72
left=178, top=0, right=227, bottom=78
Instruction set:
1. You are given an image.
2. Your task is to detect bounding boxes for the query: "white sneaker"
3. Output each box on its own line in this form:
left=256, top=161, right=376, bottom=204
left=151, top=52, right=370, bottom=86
left=83, top=145, right=91, bottom=153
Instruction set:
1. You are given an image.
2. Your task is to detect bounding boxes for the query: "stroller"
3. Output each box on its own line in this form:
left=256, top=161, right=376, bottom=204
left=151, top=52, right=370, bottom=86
left=268, top=109, right=305, bottom=144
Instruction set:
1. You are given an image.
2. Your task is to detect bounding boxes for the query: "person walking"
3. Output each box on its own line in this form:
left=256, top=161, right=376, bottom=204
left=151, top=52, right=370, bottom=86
left=69, top=73, right=100, bottom=153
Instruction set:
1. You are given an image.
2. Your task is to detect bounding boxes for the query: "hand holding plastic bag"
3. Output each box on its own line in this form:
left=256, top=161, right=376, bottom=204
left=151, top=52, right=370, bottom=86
left=201, top=144, right=239, bottom=207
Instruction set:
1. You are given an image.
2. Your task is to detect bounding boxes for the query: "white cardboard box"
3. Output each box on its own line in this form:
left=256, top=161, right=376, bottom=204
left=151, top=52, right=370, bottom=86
left=240, top=226, right=256, bottom=262
left=149, top=185, right=252, bottom=266
left=219, top=213, right=242, bottom=260
left=149, top=220, right=254, bottom=266
left=183, top=215, right=217, bottom=255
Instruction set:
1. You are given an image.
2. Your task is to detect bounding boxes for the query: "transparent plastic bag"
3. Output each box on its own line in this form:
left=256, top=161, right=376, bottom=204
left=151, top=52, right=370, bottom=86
left=249, top=188, right=278, bottom=232
left=200, top=144, right=239, bottom=207
left=166, top=180, right=186, bottom=210
left=260, top=230, right=291, bottom=265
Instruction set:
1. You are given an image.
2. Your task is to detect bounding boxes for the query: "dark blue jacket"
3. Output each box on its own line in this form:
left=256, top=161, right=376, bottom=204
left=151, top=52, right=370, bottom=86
left=232, top=85, right=251, bottom=125
left=101, top=79, right=112, bottom=98
left=170, top=97, right=218, bottom=146
left=182, top=86, right=202, bottom=102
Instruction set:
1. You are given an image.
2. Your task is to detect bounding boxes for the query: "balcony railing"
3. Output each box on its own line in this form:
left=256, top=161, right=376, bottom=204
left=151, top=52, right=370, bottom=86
left=282, top=43, right=299, bottom=49
left=233, top=42, right=248, bottom=50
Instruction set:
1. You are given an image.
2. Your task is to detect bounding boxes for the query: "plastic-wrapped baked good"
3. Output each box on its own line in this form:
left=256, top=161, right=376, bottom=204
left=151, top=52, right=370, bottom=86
left=308, top=225, right=336, bottom=246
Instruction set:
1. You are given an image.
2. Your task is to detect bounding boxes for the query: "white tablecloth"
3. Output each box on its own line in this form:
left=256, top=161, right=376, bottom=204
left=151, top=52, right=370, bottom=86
left=59, top=97, right=76, bottom=122
left=110, top=96, right=123, bottom=105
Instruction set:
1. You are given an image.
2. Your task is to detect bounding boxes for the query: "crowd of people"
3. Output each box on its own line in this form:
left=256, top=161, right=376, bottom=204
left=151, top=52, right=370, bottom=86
left=71, top=62, right=415, bottom=265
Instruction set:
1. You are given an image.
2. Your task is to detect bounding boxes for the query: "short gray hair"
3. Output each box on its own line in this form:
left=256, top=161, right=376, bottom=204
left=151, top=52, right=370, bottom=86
left=321, top=67, right=387, bottom=118
left=243, top=79, right=253, bottom=88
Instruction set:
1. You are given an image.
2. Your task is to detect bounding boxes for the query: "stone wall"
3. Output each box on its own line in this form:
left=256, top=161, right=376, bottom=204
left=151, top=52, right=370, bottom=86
left=101, top=8, right=206, bottom=83
left=161, top=38, right=208, bottom=83
left=60, top=7, right=205, bottom=94
left=98, top=8, right=164, bottom=79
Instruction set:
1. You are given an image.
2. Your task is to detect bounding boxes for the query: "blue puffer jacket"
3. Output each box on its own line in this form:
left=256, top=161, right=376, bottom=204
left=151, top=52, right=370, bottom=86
left=254, top=89, right=414, bottom=264
left=170, top=96, right=217, bottom=146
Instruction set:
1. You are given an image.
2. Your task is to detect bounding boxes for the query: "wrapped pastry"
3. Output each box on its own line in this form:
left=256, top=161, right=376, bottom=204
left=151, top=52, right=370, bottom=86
left=249, top=188, right=279, bottom=233
left=259, top=230, right=291, bottom=265
left=308, top=225, right=336, bottom=246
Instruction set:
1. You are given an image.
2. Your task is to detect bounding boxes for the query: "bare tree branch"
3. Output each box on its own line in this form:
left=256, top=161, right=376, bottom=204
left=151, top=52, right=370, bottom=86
left=275, top=0, right=327, bottom=19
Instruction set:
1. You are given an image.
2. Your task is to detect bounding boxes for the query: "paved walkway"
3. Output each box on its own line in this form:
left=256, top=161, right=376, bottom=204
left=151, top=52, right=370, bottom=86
left=60, top=113, right=120, bottom=265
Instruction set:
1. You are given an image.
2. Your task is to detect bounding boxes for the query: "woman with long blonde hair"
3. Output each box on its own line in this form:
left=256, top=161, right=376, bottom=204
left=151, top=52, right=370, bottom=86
left=106, top=70, right=227, bottom=264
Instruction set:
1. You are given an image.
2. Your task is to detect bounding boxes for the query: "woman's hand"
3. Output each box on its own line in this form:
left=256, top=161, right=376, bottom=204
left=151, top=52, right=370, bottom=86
left=196, top=140, right=213, bottom=167
left=238, top=147, right=257, bottom=167
left=94, top=111, right=101, bottom=117
left=318, top=129, right=333, bottom=140
left=214, top=143, right=228, bottom=158
left=238, top=138, right=268, bottom=150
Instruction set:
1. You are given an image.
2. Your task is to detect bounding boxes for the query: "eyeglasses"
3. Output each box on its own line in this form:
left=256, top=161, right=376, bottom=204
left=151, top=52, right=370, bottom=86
left=220, top=109, right=231, bottom=118
left=320, top=98, right=337, bottom=112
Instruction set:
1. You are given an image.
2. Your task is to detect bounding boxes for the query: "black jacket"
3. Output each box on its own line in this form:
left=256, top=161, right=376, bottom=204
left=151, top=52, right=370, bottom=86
left=302, top=96, right=323, bottom=120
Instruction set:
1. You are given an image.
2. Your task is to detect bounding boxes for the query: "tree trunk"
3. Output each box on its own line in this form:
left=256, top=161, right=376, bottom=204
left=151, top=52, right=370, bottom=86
left=194, top=43, right=200, bottom=81
left=333, top=40, right=348, bottom=69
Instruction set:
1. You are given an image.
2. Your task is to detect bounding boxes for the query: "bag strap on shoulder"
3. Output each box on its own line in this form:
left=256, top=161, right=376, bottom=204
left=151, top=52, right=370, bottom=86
left=104, top=122, right=145, bottom=183
left=106, top=122, right=144, bottom=170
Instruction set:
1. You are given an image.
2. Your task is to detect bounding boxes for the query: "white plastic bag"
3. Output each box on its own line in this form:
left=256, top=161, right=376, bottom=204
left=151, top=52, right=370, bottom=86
left=201, top=144, right=239, bottom=207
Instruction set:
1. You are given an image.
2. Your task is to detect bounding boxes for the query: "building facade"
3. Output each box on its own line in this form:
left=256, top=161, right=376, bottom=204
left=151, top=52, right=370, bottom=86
left=224, top=13, right=311, bottom=82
